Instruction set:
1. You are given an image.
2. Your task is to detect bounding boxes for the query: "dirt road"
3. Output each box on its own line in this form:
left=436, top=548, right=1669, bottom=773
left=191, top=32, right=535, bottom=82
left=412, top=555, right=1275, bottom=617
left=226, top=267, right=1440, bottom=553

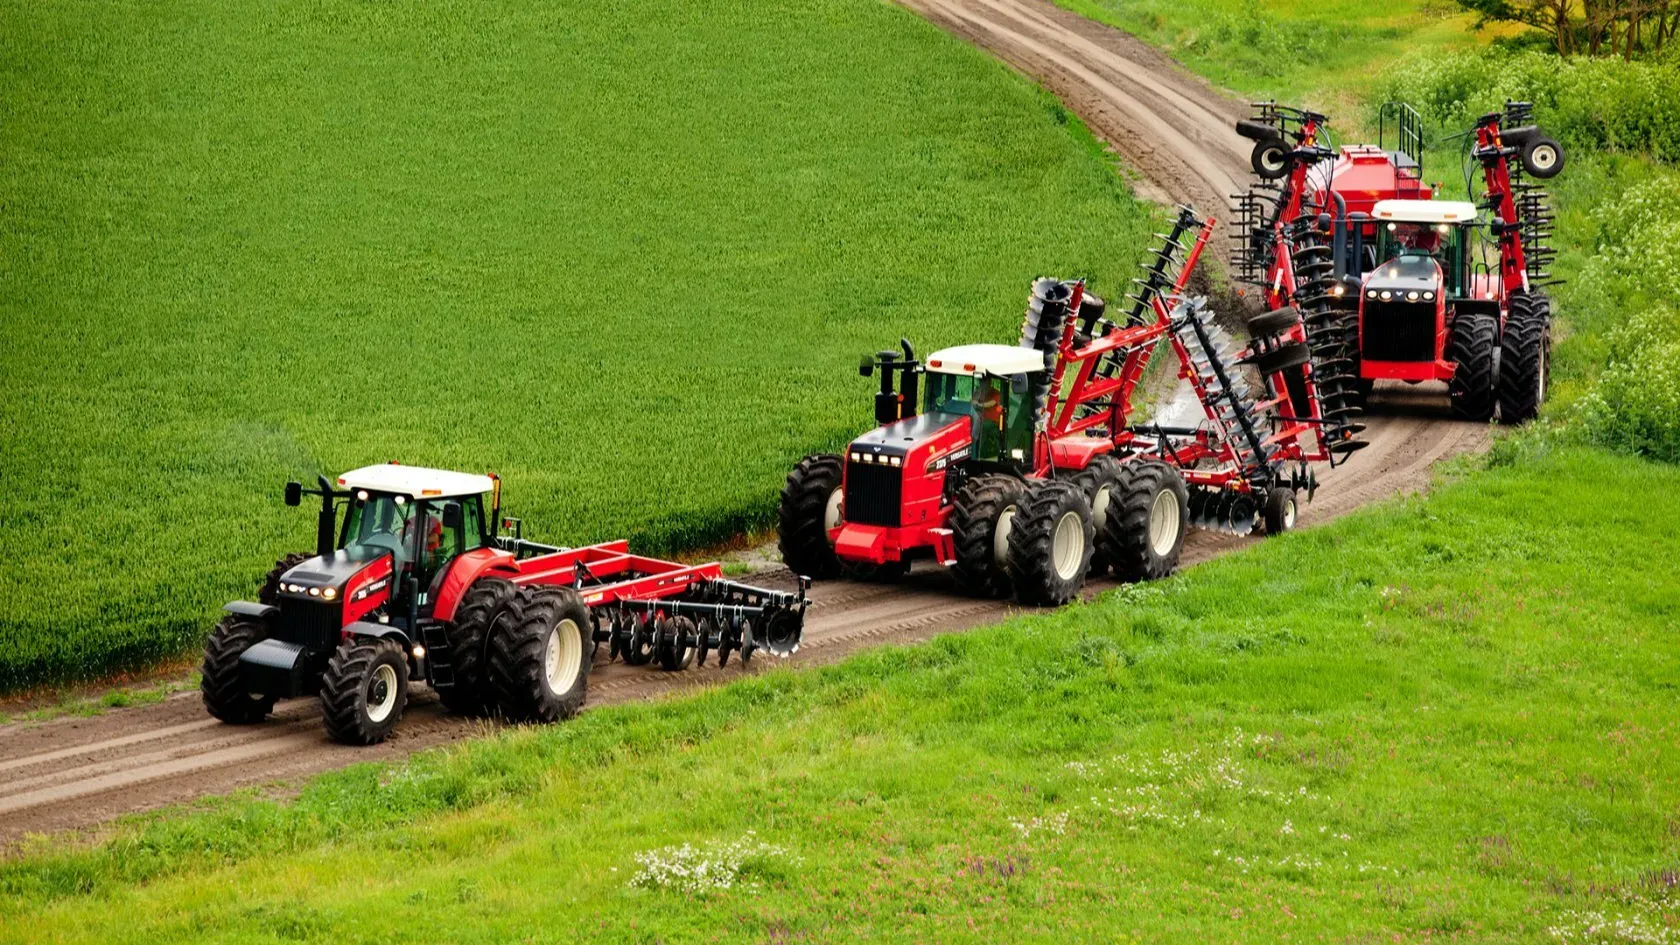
left=0, top=0, right=1489, bottom=847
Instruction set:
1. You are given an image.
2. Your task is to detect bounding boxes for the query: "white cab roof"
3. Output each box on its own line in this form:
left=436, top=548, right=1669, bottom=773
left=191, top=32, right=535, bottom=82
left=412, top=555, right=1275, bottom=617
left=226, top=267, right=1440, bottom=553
left=1372, top=199, right=1479, bottom=224
left=926, top=344, right=1047, bottom=376
left=336, top=464, right=494, bottom=499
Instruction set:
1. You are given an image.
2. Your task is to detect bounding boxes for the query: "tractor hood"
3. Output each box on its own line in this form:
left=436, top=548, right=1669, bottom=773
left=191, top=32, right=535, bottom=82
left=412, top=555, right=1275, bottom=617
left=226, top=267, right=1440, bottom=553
left=1362, top=254, right=1442, bottom=303
left=850, top=411, right=969, bottom=459
left=277, top=544, right=394, bottom=603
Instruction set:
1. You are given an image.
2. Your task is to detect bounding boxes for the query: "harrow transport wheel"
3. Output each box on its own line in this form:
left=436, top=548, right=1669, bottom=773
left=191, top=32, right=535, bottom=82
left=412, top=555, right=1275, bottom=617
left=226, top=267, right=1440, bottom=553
left=1246, top=306, right=1301, bottom=339
left=1074, top=456, right=1124, bottom=577
left=1007, top=480, right=1094, bottom=607
left=201, top=615, right=278, bottom=724
left=1520, top=135, right=1565, bottom=178
left=1262, top=487, right=1298, bottom=536
left=258, top=552, right=313, bottom=605
left=1250, top=139, right=1291, bottom=179
left=1105, top=461, right=1189, bottom=583
left=1251, top=341, right=1312, bottom=375
left=950, top=474, right=1027, bottom=598
left=436, top=577, right=521, bottom=717
left=488, top=588, right=592, bottom=723
left=1498, top=293, right=1551, bottom=424
left=778, top=454, right=845, bottom=580
left=320, top=637, right=408, bottom=745
left=1447, top=313, right=1499, bottom=421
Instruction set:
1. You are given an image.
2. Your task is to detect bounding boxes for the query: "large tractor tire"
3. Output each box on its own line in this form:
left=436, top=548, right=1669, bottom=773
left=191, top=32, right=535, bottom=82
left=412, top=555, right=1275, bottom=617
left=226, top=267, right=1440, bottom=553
left=778, top=454, right=846, bottom=580
left=1104, top=461, right=1189, bottom=583
left=320, top=636, right=408, bottom=745
left=1447, top=312, right=1499, bottom=422
left=436, top=577, right=522, bottom=717
left=1007, top=480, right=1094, bottom=607
left=201, top=615, right=278, bottom=724
left=259, top=552, right=313, bottom=605
left=950, top=474, right=1026, bottom=598
left=488, top=587, right=592, bottom=724
left=1498, top=293, right=1551, bottom=425
left=1074, top=455, right=1125, bottom=577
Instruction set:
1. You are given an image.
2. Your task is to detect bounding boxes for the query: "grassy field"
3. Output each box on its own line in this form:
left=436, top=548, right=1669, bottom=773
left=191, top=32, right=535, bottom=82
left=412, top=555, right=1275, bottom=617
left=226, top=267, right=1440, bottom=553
left=5, top=446, right=1677, bottom=942
left=0, top=0, right=1156, bottom=691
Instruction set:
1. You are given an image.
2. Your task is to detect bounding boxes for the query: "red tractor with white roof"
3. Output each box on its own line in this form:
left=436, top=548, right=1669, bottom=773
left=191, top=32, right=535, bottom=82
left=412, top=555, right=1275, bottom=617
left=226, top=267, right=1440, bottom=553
left=779, top=209, right=1349, bottom=605
left=203, top=463, right=805, bottom=744
left=1232, top=100, right=1563, bottom=423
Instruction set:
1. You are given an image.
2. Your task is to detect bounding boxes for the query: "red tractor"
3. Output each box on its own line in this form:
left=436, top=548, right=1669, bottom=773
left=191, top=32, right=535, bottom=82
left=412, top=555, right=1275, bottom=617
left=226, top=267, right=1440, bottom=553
left=778, top=209, right=1348, bottom=605
left=1232, top=100, right=1564, bottom=423
left=203, top=464, right=805, bottom=744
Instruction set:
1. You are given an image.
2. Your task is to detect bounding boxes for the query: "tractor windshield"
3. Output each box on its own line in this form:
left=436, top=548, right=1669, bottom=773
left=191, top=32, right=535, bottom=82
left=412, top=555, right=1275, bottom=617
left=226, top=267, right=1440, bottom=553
left=340, top=494, right=463, bottom=576
left=1377, top=221, right=1469, bottom=296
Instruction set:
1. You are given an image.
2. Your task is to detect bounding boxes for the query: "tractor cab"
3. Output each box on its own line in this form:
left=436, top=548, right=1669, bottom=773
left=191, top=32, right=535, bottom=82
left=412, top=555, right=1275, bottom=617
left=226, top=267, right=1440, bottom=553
left=922, top=344, right=1045, bottom=465
left=1358, top=200, right=1479, bottom=369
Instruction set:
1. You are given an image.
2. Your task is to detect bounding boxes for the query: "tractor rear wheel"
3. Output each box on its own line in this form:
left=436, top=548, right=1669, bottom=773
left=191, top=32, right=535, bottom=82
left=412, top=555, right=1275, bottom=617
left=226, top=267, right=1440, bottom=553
left=1498, top=293, right=1551, bottom=424
left=320, top=637, right=408, bottom=745
left=201, top=615, right=278, bottom=724
left=1007, top=480, right=1094, bottom=606
left=1261, top=487, right=1298, bottom=536
left=1074, top=456, right=1124, bottom=577
left=259, top=552, right=313, bottom=605
left=1104, top=460, right=1189, bottom=583
left=1447, top=312, right=1498, bottom=421
left=488, top=587, right=592, bottom=723
left=778, top=454, right=846, bottom=580
left=949, top=474, right=1026, bottom=598
left=436, top=577, right=522, bottom=717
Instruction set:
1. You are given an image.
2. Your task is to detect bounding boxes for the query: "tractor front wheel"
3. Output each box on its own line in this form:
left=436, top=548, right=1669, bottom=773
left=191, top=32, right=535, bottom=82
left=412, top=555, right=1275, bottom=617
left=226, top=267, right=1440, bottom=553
left=1007, top=480, right=1094, bottom=606
left=201, top=615, right=277, bottom=724
left=1498, top=293, right=1551, bottom=425
left=949, top=474, right=1026, bottom=598
left=488, top=587, right=592, bottom=723
left=1105, top=461, right=1189, bottom=583
left=778, top=454, right=846, bottom=580
left=320, top=637, right=408, bottom=745
left=436, top=577, right=522, bottom=717
left=1447, top=313, right=1498, bottom=422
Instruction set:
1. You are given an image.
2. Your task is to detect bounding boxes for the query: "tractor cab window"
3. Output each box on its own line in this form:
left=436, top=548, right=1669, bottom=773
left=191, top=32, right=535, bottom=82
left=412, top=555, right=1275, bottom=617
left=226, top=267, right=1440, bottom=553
left=924, top=373, right=976, bottom=417
left=459, top=495, right=487, bottom=551
left=1377, top=221, right=1468, bottom=296
left=342, top=494, right=418, bottom=567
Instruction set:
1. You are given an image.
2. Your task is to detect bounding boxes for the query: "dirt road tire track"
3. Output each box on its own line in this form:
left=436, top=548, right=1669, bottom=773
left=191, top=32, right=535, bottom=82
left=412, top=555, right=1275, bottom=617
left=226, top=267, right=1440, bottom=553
left=0, top=0, right=1489, bottom=847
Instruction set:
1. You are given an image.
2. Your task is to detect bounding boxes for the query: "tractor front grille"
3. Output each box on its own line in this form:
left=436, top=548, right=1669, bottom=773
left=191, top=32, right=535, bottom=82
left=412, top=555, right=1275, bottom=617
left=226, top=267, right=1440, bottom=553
left=276, top=599, right=344, bottom=653
left=1362, top=302, right=1437, bottom=361
left=845, top=461, right=903, bottom=528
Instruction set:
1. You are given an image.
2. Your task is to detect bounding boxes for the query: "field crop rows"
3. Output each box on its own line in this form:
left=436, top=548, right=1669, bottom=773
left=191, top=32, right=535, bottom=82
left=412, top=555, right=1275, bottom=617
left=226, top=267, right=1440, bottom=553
left=0, top=0, right=1156, bottom=691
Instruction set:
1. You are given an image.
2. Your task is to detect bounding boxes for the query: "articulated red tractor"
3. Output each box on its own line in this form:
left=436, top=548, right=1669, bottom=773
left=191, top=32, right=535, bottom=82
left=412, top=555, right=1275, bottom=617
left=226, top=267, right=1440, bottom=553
left=779, top=208, right=1343, bottom=606
left=1232, top=100, right=1564, bottom=423
left=203, top=464, right=805, bottom=744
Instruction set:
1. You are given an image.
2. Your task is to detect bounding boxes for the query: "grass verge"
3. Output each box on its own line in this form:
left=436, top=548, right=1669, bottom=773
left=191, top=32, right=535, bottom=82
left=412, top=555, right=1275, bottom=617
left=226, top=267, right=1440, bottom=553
left=4, top=446, right=1677, bottom=942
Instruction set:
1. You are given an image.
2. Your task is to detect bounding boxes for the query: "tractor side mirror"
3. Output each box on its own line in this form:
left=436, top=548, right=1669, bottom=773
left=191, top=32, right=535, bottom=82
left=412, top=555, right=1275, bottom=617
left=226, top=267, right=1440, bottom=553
left=284, top=481, right=303, bottom=507
left=440, top=502, right=463, bottom=530
left=858, top=355, right=875, bottom=377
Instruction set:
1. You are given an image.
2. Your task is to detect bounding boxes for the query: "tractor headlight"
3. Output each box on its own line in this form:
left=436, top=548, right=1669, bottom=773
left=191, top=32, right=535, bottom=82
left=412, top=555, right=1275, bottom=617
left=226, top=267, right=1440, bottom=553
left=1423, top=291, right=1436, bottom=301
left=1366, top=290, right=1378, bottom=299
left=850, top=451, right=861, bottom=462
left=307, top=586, right=321, bottom=597
left=1379, top=291, right=1392, bottom=301
left=1331, top=284, right=1345, bottom=296
left=321, top=587, right=338, bottom=601
left=888, top=456, right=901, bottom=467
left=862, top=453, right=874, bottom=463
left=1406, top=291, right=1420, bottom=301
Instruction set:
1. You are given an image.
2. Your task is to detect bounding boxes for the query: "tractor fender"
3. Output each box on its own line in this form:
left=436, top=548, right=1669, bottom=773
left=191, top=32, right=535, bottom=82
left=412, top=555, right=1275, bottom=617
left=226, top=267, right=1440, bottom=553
left=430, top=548, right=520, bottom=623
left=343, top=620, right=412, bottom=649
left=236, top=638, right=309, bottom=699
left=223, top=600, right=278, bottom=620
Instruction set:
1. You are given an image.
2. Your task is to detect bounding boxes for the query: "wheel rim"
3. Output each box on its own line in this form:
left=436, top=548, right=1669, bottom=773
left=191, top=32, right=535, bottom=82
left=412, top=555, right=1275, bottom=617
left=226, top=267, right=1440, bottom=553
left=1261, top=146, right=1286, bottom=173
left=1531, top=144, right=1558, bottom=171
left=823, top=488, right=844, bottom=542
left=992, top=504, right=1018, bottom=570
left=1148, top=489, right=1180, bottom=557
left=1052, top=510, right=1084, bottom=581
left=1091, top=484, right=1111, bottom=533
left=1282, top=495, right=1297, bottom=530
left=1537, top=343, right=1548, bottom=404
left=365, top=664, right=398, bottom=723
left=544, top=619, right=584, bottom=695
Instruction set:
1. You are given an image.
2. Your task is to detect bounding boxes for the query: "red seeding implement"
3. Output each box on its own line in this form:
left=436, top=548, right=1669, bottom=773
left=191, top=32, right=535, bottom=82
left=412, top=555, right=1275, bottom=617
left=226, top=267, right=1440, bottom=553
left=1232, top=100, right=1564, bottom=424
left=780, top=207, right=1341, bottom=606
left=203, top=464, right=805, bottom=744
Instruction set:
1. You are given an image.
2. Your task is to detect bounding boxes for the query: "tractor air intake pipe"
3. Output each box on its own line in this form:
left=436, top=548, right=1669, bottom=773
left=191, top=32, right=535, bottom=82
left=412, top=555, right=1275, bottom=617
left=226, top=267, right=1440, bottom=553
left=859, top=338, right=920, bottom=425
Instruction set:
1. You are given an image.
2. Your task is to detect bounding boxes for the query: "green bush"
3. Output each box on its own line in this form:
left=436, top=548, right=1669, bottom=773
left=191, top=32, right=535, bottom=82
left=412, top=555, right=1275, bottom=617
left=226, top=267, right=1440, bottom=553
left=1577, top=306, right=1680, bottom=462
left=1376, top=49, right=1680, bottom=161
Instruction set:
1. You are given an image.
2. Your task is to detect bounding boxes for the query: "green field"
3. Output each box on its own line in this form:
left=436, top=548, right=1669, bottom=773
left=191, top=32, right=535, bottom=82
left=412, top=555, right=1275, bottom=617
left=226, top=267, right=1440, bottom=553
left=6, top=447, right=1677, bottom=942
left=0, top=0, right=1156, bottom=691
